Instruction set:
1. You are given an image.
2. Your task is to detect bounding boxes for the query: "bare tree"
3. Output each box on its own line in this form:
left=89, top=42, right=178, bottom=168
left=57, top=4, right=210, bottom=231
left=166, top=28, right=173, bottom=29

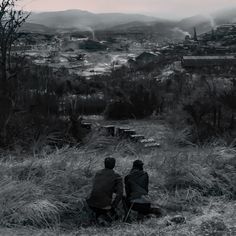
left=0, top=0, right=29, bottom=144
left=0, top=0, right=29, bottom=95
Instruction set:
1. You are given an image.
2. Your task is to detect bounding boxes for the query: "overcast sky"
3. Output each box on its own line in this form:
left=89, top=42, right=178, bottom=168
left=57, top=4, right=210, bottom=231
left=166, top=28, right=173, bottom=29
left=19, top=0, right=236, bottom=19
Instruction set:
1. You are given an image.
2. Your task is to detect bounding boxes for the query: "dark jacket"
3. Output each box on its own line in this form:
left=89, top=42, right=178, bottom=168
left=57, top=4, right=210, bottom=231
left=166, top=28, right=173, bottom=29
left=125, top=169, right=149, bottom=201
left=87, top=168, right=123, bottom=209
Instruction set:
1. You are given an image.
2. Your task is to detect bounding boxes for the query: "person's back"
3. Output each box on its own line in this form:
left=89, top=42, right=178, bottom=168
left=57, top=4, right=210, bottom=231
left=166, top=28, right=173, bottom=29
left=125, top=166, right=149, bottom=202
left=87, top=168, right=122, bottom=209
left=87, top=158, right=123, bottom=224
left=124, top=160, right=162, bottom=221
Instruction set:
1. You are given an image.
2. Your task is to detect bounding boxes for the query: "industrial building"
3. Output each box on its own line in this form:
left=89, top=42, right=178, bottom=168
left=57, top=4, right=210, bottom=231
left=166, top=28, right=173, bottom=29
left=182, top=55, right=236, bottom=68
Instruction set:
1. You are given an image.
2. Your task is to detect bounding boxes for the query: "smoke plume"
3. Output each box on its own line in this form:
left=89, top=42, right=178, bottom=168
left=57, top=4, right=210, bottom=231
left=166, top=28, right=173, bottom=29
left=172, top=27, right=191, bottom=38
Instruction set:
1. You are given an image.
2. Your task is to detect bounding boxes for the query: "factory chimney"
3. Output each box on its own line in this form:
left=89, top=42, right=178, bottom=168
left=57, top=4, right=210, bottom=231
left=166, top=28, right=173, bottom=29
left=193, top=27, right=198, bottom=41
left=211, top=29, right=216, bottom=40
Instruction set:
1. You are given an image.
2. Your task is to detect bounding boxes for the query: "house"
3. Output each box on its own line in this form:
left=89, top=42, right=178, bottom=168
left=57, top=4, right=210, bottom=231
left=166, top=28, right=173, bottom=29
left=135, top=52, right=161, bottom=66
left=182, top=55, right=236, bottom=68
left=79, top=39, right=107, bottom=51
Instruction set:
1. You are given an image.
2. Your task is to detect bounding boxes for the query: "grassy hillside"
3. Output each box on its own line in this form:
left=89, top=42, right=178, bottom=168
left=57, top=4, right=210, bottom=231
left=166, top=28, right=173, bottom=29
left=0, top=119, right=235, bottom=235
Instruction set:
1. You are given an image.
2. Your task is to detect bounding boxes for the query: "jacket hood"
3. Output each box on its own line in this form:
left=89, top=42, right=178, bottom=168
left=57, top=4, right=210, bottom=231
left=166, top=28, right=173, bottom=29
left=129, top=169, right=146, bottom=178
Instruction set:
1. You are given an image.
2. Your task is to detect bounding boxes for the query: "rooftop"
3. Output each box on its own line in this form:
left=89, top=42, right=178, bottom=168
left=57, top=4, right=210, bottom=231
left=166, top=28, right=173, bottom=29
left=183, top=56, right=236, bottom=60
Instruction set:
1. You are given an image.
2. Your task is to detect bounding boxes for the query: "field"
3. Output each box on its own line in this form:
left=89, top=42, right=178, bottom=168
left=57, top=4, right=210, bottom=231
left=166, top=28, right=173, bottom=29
left=0, top=119, right=235, bottom=235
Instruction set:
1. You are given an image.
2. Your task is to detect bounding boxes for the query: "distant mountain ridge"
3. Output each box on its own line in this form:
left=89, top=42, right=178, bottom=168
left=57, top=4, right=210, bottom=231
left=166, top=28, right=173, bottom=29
left=20, top=23, right=55, bottom=34
left=28, top=9, right=159, bottom=30
left=24, top=8, right=236, bottom=37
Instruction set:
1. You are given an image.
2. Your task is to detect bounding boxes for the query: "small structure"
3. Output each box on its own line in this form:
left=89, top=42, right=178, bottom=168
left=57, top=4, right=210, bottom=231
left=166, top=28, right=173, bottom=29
left=103, top=125, right=116, bottom=136
left=216, top=24, right=236, bottom=35
left=139, top=138, right=160, bottom=149
left=117, top=127, right=131, bottom=137
left=79, top=39, right=107, bottom=51
left=140, top=138, right=156, bottom=144
left=123, top=129, right=136, bottom=138
left=130, top=134, right=145, bottom=142
left=144, top=143, right=161, bottom=149
left=81, top=122, right=92, bottom=130
left=135, top=52, right=160, bottom=66
left=100, top=124, right=161, bottom=149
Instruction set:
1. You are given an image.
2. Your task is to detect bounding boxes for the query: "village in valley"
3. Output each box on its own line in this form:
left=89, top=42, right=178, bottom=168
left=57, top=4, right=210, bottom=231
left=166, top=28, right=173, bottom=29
left=12, top=21, right=236, bottom=126
left=12, top=21, right=236, bottom=89
left=17, top=24, right=236, bottom=72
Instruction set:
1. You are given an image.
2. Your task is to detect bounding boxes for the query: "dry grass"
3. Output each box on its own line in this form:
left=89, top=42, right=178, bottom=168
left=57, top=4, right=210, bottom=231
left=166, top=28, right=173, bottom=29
left=0, top=121, right=235, bottom=235
left=0, top=199, right=235, bottom=235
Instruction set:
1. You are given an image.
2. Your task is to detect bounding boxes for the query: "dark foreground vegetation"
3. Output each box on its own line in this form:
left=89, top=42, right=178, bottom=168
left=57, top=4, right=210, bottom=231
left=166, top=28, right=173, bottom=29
left=1, top=1, right=236, bottom=150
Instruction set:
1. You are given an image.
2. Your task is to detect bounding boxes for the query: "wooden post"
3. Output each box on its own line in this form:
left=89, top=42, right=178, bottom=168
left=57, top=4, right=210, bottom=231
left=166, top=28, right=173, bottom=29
left=117, top=127, right=130, bottom=137
left=81, top=122, right=92, bottom=130
left=103, top=125, right=116, bottom=136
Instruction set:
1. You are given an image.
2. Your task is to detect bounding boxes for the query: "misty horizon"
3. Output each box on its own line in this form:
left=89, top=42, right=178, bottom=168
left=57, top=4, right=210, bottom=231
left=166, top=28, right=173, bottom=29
left=19, top=0, right=236, bottom=20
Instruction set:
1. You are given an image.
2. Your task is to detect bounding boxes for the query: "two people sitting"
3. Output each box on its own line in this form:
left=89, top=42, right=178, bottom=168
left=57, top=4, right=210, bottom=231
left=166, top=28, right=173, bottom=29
left=86, top=157, right=163, bottom=225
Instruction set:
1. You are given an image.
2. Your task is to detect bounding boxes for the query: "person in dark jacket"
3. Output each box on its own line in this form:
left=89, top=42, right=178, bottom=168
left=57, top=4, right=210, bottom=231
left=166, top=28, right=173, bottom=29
left=87, top=157, right=123, bottom=224
left=124, top=160, right=162, bottom=221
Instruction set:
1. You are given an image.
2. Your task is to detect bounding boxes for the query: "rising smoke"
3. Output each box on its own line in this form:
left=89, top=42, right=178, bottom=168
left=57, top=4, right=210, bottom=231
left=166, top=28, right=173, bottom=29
left=204, top=14, right=217, bottom=29
left=172, top=27, right=191, bottom=38
left=85, top=26, right=96, bottom=40
left=75, top=24, right=96, bottom=40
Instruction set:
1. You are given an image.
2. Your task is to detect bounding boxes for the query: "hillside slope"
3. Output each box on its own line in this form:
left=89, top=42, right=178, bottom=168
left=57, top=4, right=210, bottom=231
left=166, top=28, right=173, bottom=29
left=28, top=10, right=159, bottom=30
left=26, top=8, right=236, bottom=36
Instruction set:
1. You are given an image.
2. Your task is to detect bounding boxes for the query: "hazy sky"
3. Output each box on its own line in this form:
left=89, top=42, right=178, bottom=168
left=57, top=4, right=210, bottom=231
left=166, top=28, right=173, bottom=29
left=19, top=0, right=236, bottom=19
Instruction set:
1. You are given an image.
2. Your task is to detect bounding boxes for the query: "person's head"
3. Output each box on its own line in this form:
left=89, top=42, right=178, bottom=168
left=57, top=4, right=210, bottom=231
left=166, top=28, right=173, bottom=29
left=104, top=157, right=116, bottom=169
left=132, top=160, right=144, bottom=171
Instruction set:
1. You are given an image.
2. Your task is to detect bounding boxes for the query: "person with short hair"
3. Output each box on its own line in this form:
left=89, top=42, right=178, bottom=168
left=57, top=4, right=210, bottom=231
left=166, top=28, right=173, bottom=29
left=87, top=157, right=123, bottom=225
left=124, top=160, right=162, bottom=221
